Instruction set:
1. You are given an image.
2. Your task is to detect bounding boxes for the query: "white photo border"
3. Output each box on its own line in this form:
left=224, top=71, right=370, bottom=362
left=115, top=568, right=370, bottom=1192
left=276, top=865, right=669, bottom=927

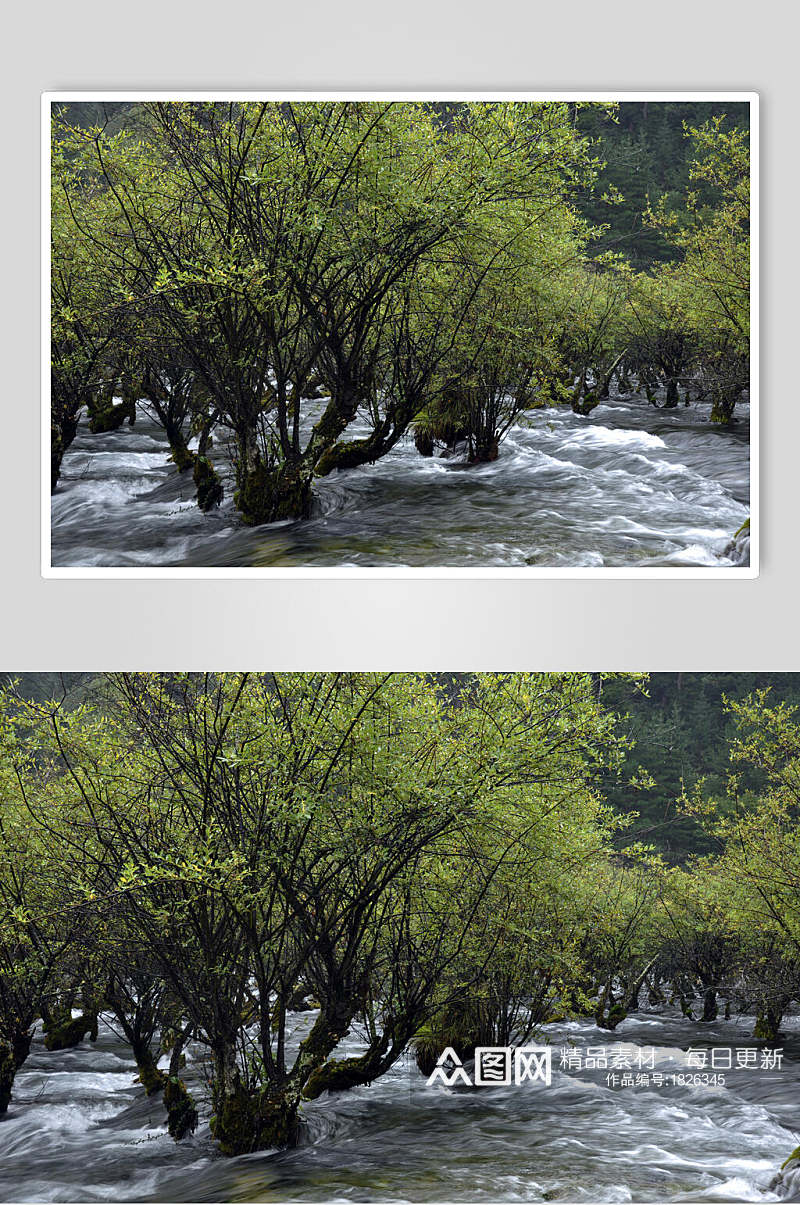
left=41, top=90, right=759, bottom=580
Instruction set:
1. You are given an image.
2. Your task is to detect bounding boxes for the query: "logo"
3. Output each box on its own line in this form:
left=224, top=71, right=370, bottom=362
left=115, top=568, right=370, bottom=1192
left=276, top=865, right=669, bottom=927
left=426, top=1045, right=552, bottom=1087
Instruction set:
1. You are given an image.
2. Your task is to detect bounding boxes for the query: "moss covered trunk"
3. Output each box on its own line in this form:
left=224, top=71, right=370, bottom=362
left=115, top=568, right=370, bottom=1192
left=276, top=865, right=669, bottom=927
left=701, top=988, right=718, bottom=1023
left=710, top=385, right=740, bottom=424
left=87, top=382, right=137, bottom=434
left=0, top=1030, right=32, bottom=1116
left=754, top=1006, right=782, bottom=1042
left=235, top=459, right=313, bottom=526
left=165, top=421, right=195, bottom=473
left=210, top=1007, right=355, bottom=1155
left=131, top=1037, right=166, bottom=1096
left=43, top=1010, right=98, bottom=1051
left=302, top=1035, right=401, bottom=1100
left=51, top=409, right=80, bottom=492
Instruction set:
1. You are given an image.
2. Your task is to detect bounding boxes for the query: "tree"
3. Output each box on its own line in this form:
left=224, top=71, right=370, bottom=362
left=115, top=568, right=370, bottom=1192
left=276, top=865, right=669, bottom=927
left=27, top=671, right=625, bottom=1154
left=52, top=101, right=601, bottom=521
left=646, top=118, right=750, bottom=422
left=683, top=690, right=800, bottom=1038
left=0, top=688, right=90, bottom=1113
left=50, top=137, right=121, bottom=489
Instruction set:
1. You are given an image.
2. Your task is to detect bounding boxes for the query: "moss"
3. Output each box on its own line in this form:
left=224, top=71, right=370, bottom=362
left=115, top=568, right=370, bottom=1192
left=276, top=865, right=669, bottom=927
left=314, top=439, right=376, bottom=476
left=0, top=1043, right=14, bottom=1116
left=781, top=1146, right=800, bottom=1170
left=311, top=398, right=352, bottom=447
left=571, top=393, right=601, bottom=417
left=733, top=517, right=750, bottom=539
left=286, top=983, right=315, bottom=1012
left=193, top=456, right=224, bottom=512
left=170, top=442, right=196, bottom=474
left=87, top=393, right=136, bottom=434
left=754, top=1010, right=782, bottom=1042
left=44, top=1012, right=98, bottom=1052
left=137, top=1054, right=166, bottom=1096
left=163, top=1075, right=198, bottom=1141
left=234, top=462, right=312, bottom=525
left=211, top=1082, right=299, bottom=1155
left=597, top=1002, right=627, bottom=1031
left=302, top=1054, right=378, bottom=1100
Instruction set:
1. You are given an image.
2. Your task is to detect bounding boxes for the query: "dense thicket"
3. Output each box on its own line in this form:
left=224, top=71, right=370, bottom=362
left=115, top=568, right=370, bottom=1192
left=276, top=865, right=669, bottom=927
left=50, top=100, right=751, bottom=525
left=1, top=672, right=798, bottom=1162
left=575, top=101, right=750, bottom=264
left=599, top=674, right=800, bottom=859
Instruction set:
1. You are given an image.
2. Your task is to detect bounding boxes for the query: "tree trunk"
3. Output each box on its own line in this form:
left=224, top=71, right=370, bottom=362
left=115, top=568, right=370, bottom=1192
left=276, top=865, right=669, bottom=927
left=468, top=434, right=499, bottom=464
left=165, top=421, right=195, bottom=473
left=0, top=1030, right=32, bottom=1116
left=87, top=382, right=137, bottom=434
left=193, top=456, right=224, bottom=511
left=754, top=1006, right=782, bottom=1043
left=710, top=386, right=739, bottom=424
left=51, top=408, right=80, bottom=491
left=235, top=459, right=313, bottom=525
left=302, top=1030, right=402, bottom=1099
left=701, top=988, right=718, bottom=1023
left=595, top=983, right=627, bottom=1030
left=43, top=1011, right=98, bottom=1051
left=305, top=383, right=362, bottom=465
left=210, top=1006, right=355, bottom=1155
left=131, top=1037, right=165, bottom=1096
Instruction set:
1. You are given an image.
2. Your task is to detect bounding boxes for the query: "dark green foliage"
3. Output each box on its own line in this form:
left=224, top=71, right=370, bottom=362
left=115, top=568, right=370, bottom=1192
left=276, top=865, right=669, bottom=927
left=598, top=674, right=800, bottom=860
left=0, top=673, right=95, bottom=704
left=576, top=102, right=750, bottom=265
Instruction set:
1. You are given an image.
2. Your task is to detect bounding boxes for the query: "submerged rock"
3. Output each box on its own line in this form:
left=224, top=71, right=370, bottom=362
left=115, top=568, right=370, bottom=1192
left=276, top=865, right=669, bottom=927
left=769, top=1147, right=800, bottom=1197
left=723, top=517, right=750, bottom=566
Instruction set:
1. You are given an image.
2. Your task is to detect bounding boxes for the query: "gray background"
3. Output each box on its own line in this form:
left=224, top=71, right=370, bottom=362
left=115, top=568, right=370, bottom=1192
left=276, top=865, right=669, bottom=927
left=2, top=0, right=795, bottom=670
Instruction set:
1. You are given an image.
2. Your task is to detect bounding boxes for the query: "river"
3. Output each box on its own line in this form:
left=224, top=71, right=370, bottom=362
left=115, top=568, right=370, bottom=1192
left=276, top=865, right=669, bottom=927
left=0, top=1005, right=795, bottom=1203
left=50, top=395, right=750, bottom=570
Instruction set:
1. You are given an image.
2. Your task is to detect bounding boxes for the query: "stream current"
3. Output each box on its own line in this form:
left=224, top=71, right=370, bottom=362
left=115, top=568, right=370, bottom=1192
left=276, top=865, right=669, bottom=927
left=0, top=1007, right=796, bottom=1203
left=50, top=395, right=750, bottom=569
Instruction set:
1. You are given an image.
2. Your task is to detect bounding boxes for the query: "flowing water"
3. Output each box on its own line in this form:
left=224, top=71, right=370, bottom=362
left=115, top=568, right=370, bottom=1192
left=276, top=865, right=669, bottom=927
left=1, top=1007, right=796, bottom=1203
left=50, top=396, right=751, bottom=569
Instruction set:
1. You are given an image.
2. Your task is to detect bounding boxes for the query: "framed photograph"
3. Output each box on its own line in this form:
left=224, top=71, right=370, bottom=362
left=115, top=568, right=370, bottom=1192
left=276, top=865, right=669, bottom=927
left=42, top=92, right=758, bottom=577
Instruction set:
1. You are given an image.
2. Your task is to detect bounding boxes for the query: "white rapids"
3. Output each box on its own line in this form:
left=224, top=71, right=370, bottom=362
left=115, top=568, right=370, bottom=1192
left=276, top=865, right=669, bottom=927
left=50, top=395, right=750, bottom=569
